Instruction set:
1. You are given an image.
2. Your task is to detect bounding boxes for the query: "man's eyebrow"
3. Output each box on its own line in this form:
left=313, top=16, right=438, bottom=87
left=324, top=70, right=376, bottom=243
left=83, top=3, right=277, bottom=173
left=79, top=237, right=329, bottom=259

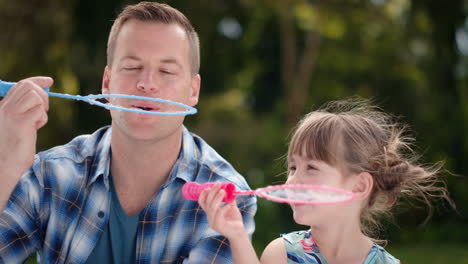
left=160, top=58, right=183, bottom=70
left=118, top=56, right=182, bottom=68
left=161, top=58, right=180, bottom=64
left=120, top=55, right=140, bottom=61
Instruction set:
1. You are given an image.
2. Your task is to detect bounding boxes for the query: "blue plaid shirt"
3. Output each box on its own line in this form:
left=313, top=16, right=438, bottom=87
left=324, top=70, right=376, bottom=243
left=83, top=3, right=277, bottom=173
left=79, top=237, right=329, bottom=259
left=0, top=126, right=257, bottom=264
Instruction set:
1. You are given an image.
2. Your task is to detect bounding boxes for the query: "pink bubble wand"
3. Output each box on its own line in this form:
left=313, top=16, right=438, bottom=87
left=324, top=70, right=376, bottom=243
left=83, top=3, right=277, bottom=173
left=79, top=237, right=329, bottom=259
left=182, top=182, right=356, bottom=205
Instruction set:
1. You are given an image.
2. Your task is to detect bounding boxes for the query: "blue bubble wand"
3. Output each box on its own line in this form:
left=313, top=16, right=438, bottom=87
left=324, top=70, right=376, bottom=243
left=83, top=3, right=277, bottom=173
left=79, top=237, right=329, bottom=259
left=0, top=80, right=197, bottom=116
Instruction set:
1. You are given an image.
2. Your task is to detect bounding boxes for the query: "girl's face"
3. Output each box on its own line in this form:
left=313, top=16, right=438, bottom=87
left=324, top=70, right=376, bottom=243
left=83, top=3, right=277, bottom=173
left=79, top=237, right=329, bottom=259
left=286, top=154, right=356, bottom=227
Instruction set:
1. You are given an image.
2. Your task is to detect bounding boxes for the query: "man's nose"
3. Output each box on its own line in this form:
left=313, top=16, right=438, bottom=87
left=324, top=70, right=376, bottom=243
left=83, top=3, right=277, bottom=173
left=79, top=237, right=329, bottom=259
left=136, top=73, right=159, bottom=93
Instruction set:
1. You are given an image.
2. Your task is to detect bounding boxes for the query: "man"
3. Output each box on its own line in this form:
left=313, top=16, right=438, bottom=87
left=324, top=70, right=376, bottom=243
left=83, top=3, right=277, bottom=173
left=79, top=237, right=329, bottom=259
left=0, top=2, right=256, bottom=263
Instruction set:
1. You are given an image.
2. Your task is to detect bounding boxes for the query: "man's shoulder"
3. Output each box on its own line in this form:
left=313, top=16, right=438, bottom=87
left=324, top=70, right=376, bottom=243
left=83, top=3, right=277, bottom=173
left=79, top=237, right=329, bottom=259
left=26, top=126, right=111, bottom=189
left=37, top=126, right=111, bottom=163
left=182, top=129, right=249, bottom=187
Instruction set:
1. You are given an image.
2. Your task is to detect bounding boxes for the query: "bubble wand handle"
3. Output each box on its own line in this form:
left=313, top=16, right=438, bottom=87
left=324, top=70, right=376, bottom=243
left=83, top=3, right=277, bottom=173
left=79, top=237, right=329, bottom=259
left=0, top=80, right=97, bottom=104
left=182, top=182, right=255, bottom=203
left=0, top=80, right=94, bottom=102
left=0, top=80, right=50, bottom=96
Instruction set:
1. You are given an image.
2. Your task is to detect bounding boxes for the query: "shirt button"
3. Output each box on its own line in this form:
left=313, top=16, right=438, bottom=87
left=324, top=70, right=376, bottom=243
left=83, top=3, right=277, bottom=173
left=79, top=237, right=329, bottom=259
left=98, top=211, right=105, bottom=218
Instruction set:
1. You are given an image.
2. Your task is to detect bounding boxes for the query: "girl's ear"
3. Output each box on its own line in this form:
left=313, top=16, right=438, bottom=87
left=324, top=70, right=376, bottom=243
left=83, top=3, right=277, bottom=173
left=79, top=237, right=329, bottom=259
left=352, top=172, right=374, bottom=200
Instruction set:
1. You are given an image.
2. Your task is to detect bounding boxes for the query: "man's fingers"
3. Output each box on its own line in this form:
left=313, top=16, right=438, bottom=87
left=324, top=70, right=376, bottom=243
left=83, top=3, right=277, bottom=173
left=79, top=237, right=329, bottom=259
left=22, top=104, right=49, bottom=129
left=35, top=109, right=48, bottom=129
left=23, top=76, right=54, bottom=89
left=4, top=78, right=51, bottom=115
left=18, top=78, right=50, bottom=111
left=14, top=88, right=48, bottom=114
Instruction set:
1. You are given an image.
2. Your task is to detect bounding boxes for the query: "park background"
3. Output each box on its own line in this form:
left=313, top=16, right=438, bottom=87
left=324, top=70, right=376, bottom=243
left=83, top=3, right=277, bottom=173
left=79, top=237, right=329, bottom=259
left=1, top=0, right=467, bottom=263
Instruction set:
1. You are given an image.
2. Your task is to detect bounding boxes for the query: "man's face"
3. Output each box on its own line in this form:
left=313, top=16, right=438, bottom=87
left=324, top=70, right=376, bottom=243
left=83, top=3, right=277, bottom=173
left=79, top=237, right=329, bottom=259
left=102, top=20, right=200, bottom=141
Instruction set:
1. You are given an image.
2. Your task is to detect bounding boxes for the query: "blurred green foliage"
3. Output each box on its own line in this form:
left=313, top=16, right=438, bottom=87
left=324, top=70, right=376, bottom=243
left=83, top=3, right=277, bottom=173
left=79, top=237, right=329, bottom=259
left=2, top=0, right=467, bottom=262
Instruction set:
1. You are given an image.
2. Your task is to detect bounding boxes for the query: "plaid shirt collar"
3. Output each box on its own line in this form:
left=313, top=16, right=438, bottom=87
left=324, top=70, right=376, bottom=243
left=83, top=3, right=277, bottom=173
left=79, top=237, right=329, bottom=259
left=87, top=126, right=199, bottom=189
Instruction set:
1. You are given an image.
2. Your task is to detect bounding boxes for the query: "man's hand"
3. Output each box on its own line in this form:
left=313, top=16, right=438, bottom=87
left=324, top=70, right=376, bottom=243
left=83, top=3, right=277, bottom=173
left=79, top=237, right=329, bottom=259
left=0, top=76, right=52, bottom=212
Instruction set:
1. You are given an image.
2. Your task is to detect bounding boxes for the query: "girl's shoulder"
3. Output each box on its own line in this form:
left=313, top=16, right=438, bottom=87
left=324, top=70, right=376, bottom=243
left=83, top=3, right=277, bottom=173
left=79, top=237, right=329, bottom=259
left=365, top=244, right=400, bottom=264
left=261, top=237, right=287, bottom=264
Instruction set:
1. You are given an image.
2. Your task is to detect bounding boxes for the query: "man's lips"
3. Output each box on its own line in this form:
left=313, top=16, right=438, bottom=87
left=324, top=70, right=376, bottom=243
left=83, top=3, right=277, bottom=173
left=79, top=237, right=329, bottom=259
left=131, top=104, right=161, bottom=112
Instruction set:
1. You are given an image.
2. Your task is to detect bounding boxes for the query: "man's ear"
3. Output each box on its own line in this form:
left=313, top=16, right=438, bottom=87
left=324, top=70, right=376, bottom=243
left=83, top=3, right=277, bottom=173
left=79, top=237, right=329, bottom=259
left=188, top=74, right=201, bottom=107
left=102, top=66, right=110, bottom=94
left=352, top=172, right=374, bottom=200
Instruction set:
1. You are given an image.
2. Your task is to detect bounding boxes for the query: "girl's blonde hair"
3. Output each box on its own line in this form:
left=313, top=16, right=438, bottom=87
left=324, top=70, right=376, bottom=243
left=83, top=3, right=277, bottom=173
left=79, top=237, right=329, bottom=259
left=287, top=97, right=453, bottom=238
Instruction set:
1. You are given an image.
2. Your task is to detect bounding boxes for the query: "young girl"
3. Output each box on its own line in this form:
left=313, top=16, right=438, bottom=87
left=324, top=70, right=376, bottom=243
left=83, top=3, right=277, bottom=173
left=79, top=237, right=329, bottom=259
left=199, top=98, right=453, bottom=264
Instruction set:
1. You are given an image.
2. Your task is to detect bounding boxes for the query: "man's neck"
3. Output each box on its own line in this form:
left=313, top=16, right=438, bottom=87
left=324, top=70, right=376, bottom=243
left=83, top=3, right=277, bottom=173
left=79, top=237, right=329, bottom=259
left=109, top=127, right=183, bottom=216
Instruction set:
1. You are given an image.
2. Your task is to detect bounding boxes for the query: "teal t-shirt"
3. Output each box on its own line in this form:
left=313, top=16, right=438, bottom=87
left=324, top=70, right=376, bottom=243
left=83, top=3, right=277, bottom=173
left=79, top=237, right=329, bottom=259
left=86, top=174, right=141, bottom=264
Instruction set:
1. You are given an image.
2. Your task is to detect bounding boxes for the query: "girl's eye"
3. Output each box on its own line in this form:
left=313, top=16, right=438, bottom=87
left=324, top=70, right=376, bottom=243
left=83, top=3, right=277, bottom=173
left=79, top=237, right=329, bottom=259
left=288, top=166, right=296, bottom=172
left=307, top=165, right=316, bottom=170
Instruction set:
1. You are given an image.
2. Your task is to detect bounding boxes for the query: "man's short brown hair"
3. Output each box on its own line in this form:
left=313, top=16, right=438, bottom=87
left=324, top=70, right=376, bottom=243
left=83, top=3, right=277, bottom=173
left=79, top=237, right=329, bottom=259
left=107, top=2, right=200, bottom=75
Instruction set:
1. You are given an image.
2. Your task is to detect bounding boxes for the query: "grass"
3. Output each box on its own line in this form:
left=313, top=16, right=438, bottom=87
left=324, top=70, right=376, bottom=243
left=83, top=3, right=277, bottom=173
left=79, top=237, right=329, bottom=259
left=24, top=243, right=468, bottom=263
left=388, top=244, right=468, bottom=264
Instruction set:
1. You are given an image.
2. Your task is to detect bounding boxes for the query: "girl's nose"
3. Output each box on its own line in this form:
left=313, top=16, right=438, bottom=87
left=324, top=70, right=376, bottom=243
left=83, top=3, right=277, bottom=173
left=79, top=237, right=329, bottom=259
left=286, top=176, right=297, bottom=185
